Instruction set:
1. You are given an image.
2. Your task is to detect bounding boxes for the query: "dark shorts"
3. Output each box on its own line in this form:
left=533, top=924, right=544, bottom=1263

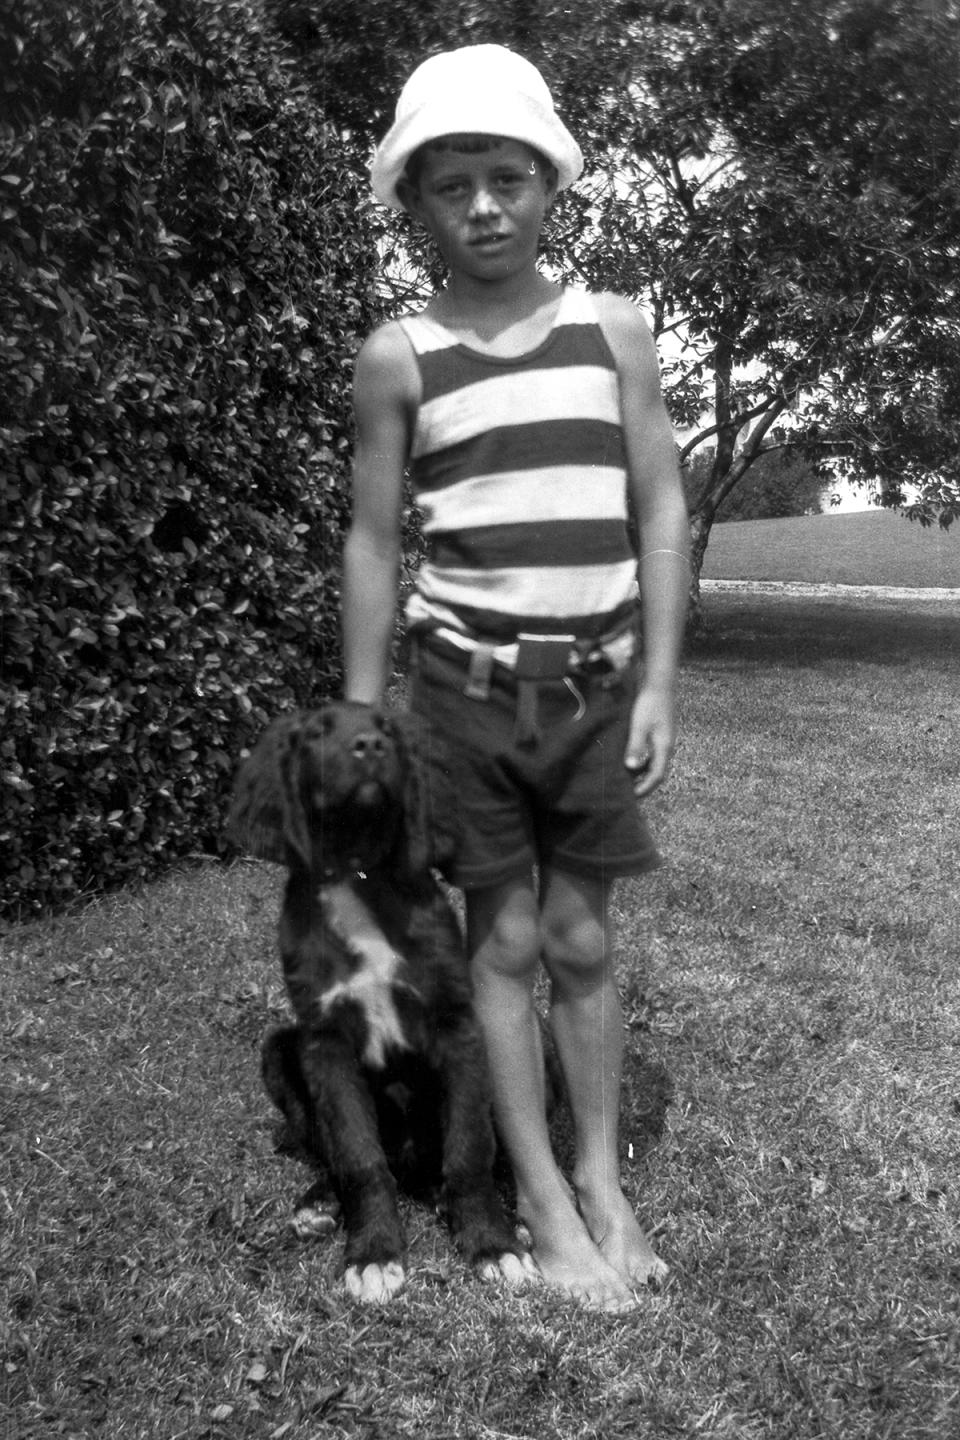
left=408, top=635, right=661, bottom=891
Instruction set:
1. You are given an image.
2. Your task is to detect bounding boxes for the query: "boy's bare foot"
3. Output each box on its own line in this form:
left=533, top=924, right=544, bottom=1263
left=516, top=1190, right=639, bottom=1312
left=577, top=1183, right=669, bottom=1288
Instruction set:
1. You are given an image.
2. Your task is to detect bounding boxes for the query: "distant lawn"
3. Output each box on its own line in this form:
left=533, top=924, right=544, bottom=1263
left=702, top=508, right=959, bottom=589
left=3, top=587, right=959, bottom=1440
left=697, top=581, right=959, bottom=663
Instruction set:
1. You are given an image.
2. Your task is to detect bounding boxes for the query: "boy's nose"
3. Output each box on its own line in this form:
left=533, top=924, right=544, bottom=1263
left=468, top=184, right=500, bottom=218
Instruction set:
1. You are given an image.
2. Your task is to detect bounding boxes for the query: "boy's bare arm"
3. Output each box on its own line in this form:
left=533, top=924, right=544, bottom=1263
left=342, top=324, right=417, bottom=704
left=597, top=294, right=690, bottom=794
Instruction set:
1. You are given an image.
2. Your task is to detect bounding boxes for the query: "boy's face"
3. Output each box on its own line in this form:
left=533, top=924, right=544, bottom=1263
left=399, top=136, right=557, bottom=283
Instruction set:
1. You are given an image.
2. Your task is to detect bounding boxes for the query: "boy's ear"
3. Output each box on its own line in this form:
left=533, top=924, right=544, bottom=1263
left=396, top=177, right=423, bottom=219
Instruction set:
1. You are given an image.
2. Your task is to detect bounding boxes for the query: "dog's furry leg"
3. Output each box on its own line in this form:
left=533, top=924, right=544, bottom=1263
left=295, top=1031, right=408, bottom=1302
left=262, top=1027, right=340, bottom=1235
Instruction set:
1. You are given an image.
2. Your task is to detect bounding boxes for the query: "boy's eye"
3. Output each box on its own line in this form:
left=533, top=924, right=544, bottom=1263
left=429, top=167, right=529, bottom=201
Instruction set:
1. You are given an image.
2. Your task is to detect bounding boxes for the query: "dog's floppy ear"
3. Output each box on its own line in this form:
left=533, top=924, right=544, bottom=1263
left=226, top=712, right=313, bottom=871
left=386, top=711, right=458, bottom=880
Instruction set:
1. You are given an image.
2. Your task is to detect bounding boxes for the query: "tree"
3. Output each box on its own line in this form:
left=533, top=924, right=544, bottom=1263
left=553, top=0, right=960, bottom=613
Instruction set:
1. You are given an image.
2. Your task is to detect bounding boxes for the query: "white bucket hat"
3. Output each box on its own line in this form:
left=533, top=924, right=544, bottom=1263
left=370, top=44, right=584, bottom=210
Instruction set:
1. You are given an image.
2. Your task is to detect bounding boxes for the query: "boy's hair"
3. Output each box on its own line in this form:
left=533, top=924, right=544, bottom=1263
left=402, top=135, right=558, bottom=195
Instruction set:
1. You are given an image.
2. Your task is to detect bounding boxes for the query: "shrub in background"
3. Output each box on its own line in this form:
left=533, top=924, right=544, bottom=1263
left=0, top=0, right=380, bottom=916
left=682, top=446, right=829, bottom=523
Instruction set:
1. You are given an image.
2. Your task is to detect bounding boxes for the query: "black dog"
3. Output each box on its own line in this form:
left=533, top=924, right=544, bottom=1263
left=228, top=701, right=530, bottom=1302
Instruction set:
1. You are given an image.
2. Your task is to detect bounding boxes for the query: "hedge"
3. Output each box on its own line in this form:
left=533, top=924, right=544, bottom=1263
left=0, top=0, right=382, bottom=916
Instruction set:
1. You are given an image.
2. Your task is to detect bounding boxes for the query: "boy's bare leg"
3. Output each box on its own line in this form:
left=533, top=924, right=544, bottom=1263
left=540, top=869, right=669, bottom=1288
left=466, top=878, right=636, bottom=1312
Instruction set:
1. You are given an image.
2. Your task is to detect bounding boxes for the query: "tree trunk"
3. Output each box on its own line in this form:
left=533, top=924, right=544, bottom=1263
left=685, top=511, right=712, bottom=638
left=684, top=342, right=733, bottom=638
left=683, top=367, right=790, bottom=637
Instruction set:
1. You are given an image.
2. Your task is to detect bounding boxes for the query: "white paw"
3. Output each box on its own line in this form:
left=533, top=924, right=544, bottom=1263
left=478, top=1250, right=539, bottom=1288
left=344, top=1260, right=406, bottom=1304
left=290, top=1203, right=338, bottom=1239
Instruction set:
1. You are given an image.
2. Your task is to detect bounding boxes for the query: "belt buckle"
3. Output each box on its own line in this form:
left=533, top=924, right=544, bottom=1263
left=515, top=632, right=577, bottom=680
left=463, top=645, right=495, bottom=700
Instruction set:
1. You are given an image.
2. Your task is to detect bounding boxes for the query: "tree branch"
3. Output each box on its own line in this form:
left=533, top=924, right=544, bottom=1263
left=678, top=394, right=783, bottom=462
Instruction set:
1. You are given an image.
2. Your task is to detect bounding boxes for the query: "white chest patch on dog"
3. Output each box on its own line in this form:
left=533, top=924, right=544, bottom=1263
left=320, top=882, right=410, bottom=1069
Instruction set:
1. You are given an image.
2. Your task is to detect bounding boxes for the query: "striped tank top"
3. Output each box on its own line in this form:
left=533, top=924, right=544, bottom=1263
left=398, top=287, right=639, bottom=643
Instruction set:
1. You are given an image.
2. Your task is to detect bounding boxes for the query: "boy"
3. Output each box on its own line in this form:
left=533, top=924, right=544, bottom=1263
left=342, top=44, right=690, bottom=1312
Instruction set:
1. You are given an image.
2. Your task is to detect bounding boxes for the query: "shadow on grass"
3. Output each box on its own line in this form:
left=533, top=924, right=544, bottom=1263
left=545, top=1051, right=674, bottom=1183
left=689, top=589, right=958, bottom=668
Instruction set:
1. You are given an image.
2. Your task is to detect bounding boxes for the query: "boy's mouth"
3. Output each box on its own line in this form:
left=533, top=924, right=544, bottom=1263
left=472, top=233, right=509, bottom=250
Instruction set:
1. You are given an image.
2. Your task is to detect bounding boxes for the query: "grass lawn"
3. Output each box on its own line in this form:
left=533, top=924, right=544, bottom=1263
left=701, top=509, right=960, bottom=589
left=3, top=587, right=959, bottom=1440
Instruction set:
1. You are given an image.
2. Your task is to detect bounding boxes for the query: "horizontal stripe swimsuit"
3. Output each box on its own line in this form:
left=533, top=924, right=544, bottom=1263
left=399, top=288, right=638, bottom=643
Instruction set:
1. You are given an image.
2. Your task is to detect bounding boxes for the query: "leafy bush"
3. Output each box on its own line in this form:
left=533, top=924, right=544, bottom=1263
left=0, top=0, right=381, bottom=916
left=682, top=446, right=828, bottom=523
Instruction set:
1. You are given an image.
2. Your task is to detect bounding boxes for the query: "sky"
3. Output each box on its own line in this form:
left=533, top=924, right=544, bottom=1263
left=830, top=479, right=880, bottom=513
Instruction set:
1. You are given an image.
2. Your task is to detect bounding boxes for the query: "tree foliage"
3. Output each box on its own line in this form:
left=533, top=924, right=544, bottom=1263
left=654, top=0, right=960, bottom=554
left=547, top=0, right=960, bottom=599
left=0, top=0, right=379, bottom=915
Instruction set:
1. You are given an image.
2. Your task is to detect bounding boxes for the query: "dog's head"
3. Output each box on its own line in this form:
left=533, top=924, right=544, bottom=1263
left=227, top=702, right=453, bottom=882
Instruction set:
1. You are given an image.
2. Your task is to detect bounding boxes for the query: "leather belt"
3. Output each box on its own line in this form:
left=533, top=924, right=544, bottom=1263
left=423, top=624, right=637, bottom=747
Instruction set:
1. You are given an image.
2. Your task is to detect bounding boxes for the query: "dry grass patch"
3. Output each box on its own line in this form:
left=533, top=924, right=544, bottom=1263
left=2, top=587, right=959, bottom=1439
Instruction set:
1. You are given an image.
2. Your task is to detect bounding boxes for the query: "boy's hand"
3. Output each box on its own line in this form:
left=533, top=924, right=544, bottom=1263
left=624, top=686, right=676, bottom=798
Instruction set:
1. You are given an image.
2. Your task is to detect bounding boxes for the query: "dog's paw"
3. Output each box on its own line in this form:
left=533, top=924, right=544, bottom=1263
left=289, top=1200, right=339, bottom=1239
left=344, top=1260, right=406, bottom=1304
left=478, top=1250, right=539, bottom=1289
left=514, top=1218, right=533, bottom=1248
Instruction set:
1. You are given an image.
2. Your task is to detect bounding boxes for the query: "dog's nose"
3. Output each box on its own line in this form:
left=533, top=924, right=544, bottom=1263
left=351, top=730, right=386, bottom=761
